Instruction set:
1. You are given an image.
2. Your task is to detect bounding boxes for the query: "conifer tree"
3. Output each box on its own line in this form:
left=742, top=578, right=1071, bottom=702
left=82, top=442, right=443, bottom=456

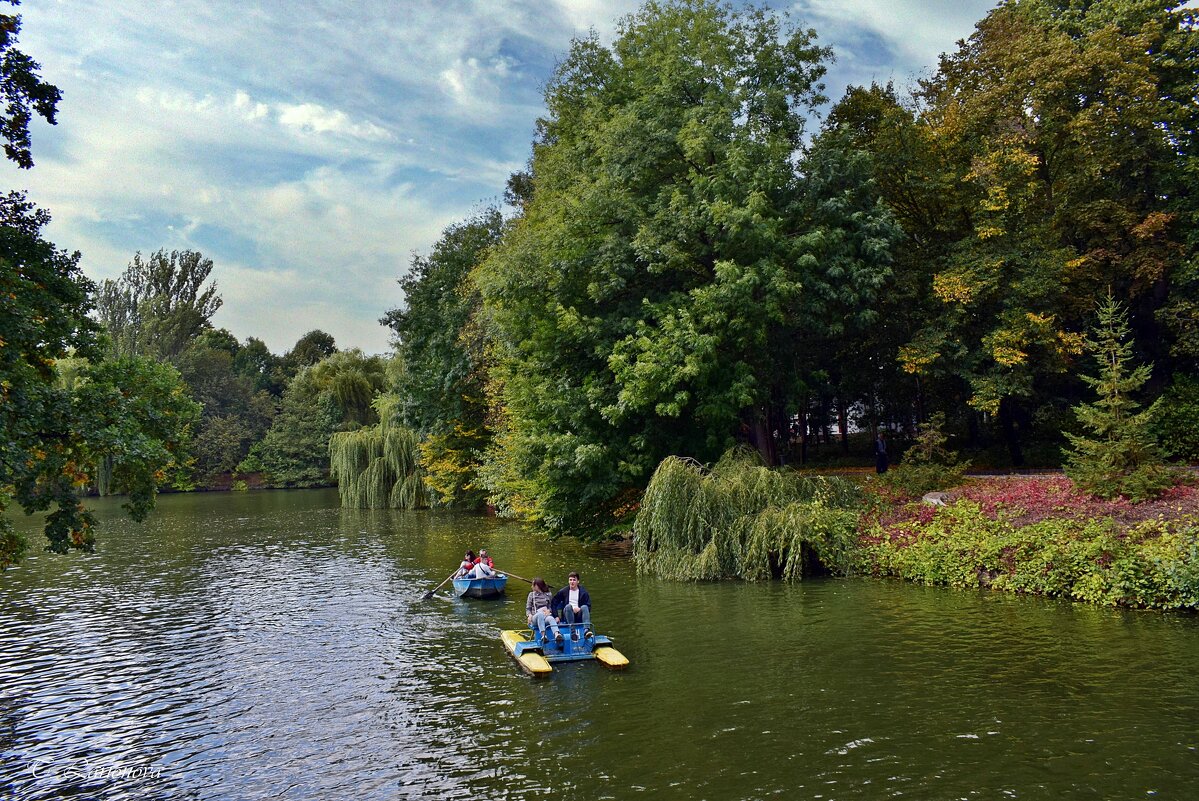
left=1063, top=295, right=1171, bottom=501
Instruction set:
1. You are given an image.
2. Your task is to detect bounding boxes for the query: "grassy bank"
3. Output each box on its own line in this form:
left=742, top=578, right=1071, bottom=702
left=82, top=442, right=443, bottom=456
left=856, top=477, right=1199, bottom=610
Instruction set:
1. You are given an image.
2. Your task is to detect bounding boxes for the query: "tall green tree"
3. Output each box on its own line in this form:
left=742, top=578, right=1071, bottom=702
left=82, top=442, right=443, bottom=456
left=0, top=11, right=198, bottom=565
left=475, top=0, right=897, bottom=533
left=74, top=356, right=201, bottom=512
left=382, top=209, right=504, bottom=507
left=1064, top=295, right=1171, bottom=500
left=176, top=334, right=275, bottom=483
left=1, top=192, right=99, bottom=564
left=242, top=367, right=339, bottom=488
left=234, top=335, right=286, bottom=396
left=823, top=83, right=960, bottom=435
left=284, top=329, right=337, bottom=374
left=95, top=249, right=222, bottom=363
left=0, top=197, right=202, bottom=565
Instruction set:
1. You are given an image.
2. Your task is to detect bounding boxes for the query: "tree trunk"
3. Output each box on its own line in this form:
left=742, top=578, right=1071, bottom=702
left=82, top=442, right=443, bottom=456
left=743, top=406, right=778, bottom=467
left=999, top=397, right=1025, bottom=467
left=797, top=401, right=808, bottom=465
left=820, top=395, right=831, bottom=445
left=838, top=399, right=849, bottom=455
left=915, top=374, right=925, bottom=425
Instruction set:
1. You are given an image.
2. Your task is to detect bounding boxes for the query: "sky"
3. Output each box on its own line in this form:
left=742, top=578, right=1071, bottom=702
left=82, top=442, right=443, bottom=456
left=2, top=0, right=1000, bottom=355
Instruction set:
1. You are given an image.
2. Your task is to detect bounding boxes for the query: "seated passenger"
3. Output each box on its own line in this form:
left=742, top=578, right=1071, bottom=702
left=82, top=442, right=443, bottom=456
left=551, top=571, right=591, bottom=640
left=464, top=548, right=496, bottom=579
left=455, top=550, right=476, bottom=578
left=525, top=577, right=562, bottom=645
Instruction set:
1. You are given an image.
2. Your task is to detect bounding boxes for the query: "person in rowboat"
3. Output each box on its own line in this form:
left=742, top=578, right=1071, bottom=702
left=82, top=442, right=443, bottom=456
left=551, top=571, right=591, bottom=640
left=463, top=548, right=496, bottom=579
left=526, top=577, right=562, bottom=645
left=455, top=550, right=476, bottom=578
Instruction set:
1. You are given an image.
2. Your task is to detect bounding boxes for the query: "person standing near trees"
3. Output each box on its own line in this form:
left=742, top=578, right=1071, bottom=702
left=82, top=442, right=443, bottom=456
left=551, top=572, right=591, bottom=640
left=875, top=431, right=889, bottom=474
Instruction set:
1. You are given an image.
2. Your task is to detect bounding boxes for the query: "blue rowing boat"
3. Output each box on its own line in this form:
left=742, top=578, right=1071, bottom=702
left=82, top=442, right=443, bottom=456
left=452, top=573, right=508, bottom=599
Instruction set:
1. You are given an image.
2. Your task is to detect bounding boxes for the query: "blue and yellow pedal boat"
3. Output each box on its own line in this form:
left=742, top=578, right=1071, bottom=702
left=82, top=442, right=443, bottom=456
left=501, top=623, right=629, bottom=677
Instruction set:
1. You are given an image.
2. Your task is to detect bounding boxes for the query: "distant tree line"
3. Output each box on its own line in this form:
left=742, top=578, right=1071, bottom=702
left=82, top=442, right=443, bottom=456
left=0, top=0, right=404, bottom=562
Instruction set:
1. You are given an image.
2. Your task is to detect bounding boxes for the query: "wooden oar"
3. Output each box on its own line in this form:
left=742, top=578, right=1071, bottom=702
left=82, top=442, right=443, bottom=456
left=421, top=570, right=459, bottom=600
left=495, top=569, right=555, bottom=593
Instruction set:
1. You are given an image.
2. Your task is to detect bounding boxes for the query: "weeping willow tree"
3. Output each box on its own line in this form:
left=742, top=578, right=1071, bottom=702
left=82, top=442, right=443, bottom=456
left=328, top=396, right=428, bottom=509
left=633, top=449, right=864, bottom=581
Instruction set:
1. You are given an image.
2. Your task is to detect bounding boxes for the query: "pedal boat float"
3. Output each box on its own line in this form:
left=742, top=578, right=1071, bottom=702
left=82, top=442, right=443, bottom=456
left=452, top=573, right=508, bottom=599
left=501, top=623, right=629, bottom=677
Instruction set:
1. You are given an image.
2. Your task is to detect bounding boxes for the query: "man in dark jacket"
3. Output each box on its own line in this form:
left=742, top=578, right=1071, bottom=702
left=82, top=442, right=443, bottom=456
left=551, top=571, right=591, bottom=640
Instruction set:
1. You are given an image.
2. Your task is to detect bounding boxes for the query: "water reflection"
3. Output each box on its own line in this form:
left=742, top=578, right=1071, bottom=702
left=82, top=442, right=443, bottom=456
left=2, top=489, right=1196, bottom=800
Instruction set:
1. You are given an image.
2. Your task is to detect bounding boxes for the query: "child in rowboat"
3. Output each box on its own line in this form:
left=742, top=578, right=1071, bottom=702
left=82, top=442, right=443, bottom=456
left=526, top=577, right=562, bottom=645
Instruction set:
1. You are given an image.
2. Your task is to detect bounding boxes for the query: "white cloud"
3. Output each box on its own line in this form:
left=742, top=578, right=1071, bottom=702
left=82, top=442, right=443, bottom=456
left=277, top=103, right=393, bottom=142
left=234, top=90, right=270, bottom=120
left=794, top=0, right=996, bottom=91
left=549, top=0, right=641, bottom=38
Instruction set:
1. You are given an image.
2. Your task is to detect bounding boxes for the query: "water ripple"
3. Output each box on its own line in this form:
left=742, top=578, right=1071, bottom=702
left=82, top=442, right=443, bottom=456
left=2, top=490, right=1198, bottom=800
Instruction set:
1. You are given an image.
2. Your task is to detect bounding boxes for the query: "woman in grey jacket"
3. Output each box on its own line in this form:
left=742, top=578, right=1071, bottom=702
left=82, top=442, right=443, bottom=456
left=526, top=577, right=562, bottom=644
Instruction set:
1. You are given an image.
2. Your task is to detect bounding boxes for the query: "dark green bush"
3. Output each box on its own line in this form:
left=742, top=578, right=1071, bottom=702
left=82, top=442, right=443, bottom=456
left=880, top=413, right=969, bottom=497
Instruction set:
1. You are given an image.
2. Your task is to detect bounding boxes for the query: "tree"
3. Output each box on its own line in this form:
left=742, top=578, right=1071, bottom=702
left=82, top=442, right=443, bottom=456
left=175, top=337, right=274, bottom=483
left=306, top=349, right=388, bottom=426
left=243, top=350, right=388, bottom=487
left=234, top=336, right=286, bottom=396
left=1, top=192, right=101, bottom=564
left=328, top=397, right=427, bottom=510
left=284, top=329, right=337, bottom=373
left=382, top=209, right=504, bottom=507
left=785, top=129, right=903, bottom=460
left=95, top=249, right=222, bottom=363
left=74, top=356, right=201, bottom=512
left=1064, top=295, right=1171, bottom=501
left=886, top=0, right=1197, bottom=463
left=0, top=1, right=61, bottom=169
left=0, top=13, right=194, bottom=564
left=880, top=412, right=969, bottom=497
left=823, top=83, right=960, bottom=439
left=241, top=367, right=339, bottom=488
left=475, top=1, right=899, bottom=533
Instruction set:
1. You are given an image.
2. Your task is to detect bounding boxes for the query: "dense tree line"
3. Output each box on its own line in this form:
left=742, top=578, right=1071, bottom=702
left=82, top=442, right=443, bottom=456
left=379, top=0, right=1198, bottom=536
left=6, top=0, right=1198, bottom=559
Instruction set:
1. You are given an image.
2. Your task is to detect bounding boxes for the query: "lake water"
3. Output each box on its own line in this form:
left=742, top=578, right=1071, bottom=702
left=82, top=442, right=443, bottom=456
left=1, top=489, right=1196, bottom=800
